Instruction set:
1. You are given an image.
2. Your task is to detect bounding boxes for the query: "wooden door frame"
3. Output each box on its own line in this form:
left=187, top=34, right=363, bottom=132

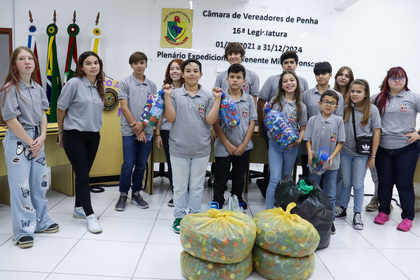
left=0, top=28, right=13, bottom=56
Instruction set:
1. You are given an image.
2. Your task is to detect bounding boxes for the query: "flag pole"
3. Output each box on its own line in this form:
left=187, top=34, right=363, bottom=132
left=27, top=10, right=42, bottom=85
left=64, top=11, right=79, bottom=84
left=45, top=10, right=62, bottom=122
left=91, top=12, right=102, bottom=55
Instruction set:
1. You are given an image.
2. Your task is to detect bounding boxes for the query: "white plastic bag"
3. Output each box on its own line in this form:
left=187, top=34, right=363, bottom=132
left=228, top=195, right=243, bottom=212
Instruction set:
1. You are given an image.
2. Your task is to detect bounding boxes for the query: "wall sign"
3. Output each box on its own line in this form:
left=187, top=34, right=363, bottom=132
left=160, top=8, right=193, bottom=48
left=156, top=3, right=331, bottom=69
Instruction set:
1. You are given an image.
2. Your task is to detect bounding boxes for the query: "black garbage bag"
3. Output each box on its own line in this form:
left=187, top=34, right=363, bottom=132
left=275, top=175, right=333, bottom=250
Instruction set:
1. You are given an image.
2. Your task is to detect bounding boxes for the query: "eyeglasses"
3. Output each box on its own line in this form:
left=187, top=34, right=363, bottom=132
left=321, top=100, right=337, bottom=106
left=389, top=77, right=406, bottom=82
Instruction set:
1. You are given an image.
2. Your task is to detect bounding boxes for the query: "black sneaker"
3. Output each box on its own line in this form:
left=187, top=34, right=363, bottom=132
left=238, top=197, right=248, bottom=210
left=38, top=223, right=59, bottom=233
left=353, top=212, right=364, bottom=230
left=131, top=192, right=149, bottom=209
left=256, top=178, right=268, bottom=198
left=17, top=236, right=34, bottom=249
left=335, top=206, right=347, bottom=219
left=115, top=195, right=128, bottom=211
left=331, top=223, right=336, bottom=235
left=168, top=198, right=174, bottom=207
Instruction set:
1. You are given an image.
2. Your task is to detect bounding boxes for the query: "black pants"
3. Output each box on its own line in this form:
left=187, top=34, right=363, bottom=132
left=376, top=142, right=420, bottom=220
left=300, top=154, right=309, bottom=178
left=161, top=130, right=173, bottom=192
left=63, top=130, right=100, bottom=216
left=261, top=125, right=270, bottom=180
left=213, top=150, right=251, bottom=203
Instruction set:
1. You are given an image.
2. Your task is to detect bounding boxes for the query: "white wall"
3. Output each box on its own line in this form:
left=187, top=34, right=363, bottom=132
left=0, top=0, right=13, bottom=28
left=8, top=0, right=420, bottom=94
left=330, top=0, right=420, bottom=94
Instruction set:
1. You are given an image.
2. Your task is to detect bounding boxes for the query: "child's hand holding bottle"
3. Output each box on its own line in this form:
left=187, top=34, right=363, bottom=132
left=162, top=84, right=173, bottom=96
left=212, top=87, right=223, bottom=99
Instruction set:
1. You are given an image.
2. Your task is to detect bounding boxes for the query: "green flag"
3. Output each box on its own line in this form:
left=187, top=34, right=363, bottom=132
left=64, top=23, right=79, bottom=84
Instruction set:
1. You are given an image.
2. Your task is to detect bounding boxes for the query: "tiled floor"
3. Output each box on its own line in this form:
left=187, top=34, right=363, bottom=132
left=0, top=164, right=418, bottom=280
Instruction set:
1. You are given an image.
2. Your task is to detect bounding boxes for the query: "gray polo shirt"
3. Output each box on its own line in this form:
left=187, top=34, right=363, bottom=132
left=57, top=76, right=104, bottom=132
left=119, top=74, right=157, bottom=137
left=300, top=86, right=344, bottom=155
left=301, top=86, right=344, bottom=118
left=214, top=90, right=257, bottom=157
left=160, top=84, right=178, bottom=132
left=371, top=90, right=420, bottom=149
left=267, top=97, right=307, bottom=141
left=169, top=85, right=215, bottom=158
left=258, top=74, right=309, bottom=102
left=304, top=113, right=345, bottom=170
left=1, top=80, right=49, bottom=126
left=342, top=104, right=381, bottom=156
left=215, top=68, right=260, bottom=97
left=159, top=116, right=172, bottom=131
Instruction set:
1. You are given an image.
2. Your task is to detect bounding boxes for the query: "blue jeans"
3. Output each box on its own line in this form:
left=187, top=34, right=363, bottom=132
left=375, top=142, right=420, bottom=220
left=3, top=127, right=53, bottom=242
left=339, top=151, right=368, bottom=213
left=309, top=169, right=338, bottom=220
left=119, top=135, right=152, bottom=194
left=171, top=155, right=209, bottom=218
left=335, top=167, right=343, bottom=207
left=266, top=139, right=299, bottom=209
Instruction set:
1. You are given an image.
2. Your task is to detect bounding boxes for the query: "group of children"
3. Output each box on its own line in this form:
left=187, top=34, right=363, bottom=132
left=2, top=42, right=420, bottom=248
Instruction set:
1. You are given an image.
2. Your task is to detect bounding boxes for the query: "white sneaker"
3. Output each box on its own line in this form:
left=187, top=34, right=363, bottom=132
left=86, top=214, right=102, bottom=233
left=73, top=207, right=86, bottom=219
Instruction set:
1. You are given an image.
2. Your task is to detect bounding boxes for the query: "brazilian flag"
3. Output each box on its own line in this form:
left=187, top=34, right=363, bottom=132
left=46, top=23, right=62, bottom=122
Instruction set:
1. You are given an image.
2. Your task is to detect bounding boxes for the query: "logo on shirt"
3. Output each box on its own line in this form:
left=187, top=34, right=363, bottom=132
left=400, top=103, right=408, bottom=112
left=242, top=83, right=249, bottom=91
left=241, top=108, right=248, bottom=117
left=198, top=103, right=205, bottom=114
left=330, top=133, right=337, bottom=142
left=359, top=118, right=365, bottom=127
left=289, top=112, right=297, bottom=122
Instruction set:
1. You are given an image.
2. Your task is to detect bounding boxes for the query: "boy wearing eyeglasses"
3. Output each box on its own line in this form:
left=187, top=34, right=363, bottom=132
left=304, top=90, right=345, bottom=234
left=300, top=61, right=344, bottom=177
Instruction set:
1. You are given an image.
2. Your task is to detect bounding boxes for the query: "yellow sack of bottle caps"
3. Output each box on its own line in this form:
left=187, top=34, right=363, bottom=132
left=254, top=202, right=320, bottom=257
left=253, top=245, right=315, bottom=280
left=181, top=250, right=253, bottom=280
left=180, top=209, right=256, bottom=264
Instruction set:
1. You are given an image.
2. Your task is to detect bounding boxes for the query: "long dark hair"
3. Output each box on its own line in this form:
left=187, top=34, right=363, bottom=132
left=374, top=67, right=409, bottom=116
left=271, top=70, right=302, bottom=121
left=333, top=66, right=354, bottom=97
left=76, top=51, right=105, bottom=99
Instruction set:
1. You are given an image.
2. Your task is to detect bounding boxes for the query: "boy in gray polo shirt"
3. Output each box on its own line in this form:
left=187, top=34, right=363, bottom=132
left=300, top=61, right=344, bottom=178
left=304, top=90, right=345, bottom=234
left=212, top=64, right=257, bottom=210
left=214, top=42, right=259, bottom=104
left=115, top=52, right=157, bottom=211
left=163, top=59, right=222, bottom=233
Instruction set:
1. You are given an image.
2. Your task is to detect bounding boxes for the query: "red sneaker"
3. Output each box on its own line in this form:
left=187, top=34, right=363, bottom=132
left=374, top=212, right=390, bottom=225
left=397, top=219, right=412, bottom=232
